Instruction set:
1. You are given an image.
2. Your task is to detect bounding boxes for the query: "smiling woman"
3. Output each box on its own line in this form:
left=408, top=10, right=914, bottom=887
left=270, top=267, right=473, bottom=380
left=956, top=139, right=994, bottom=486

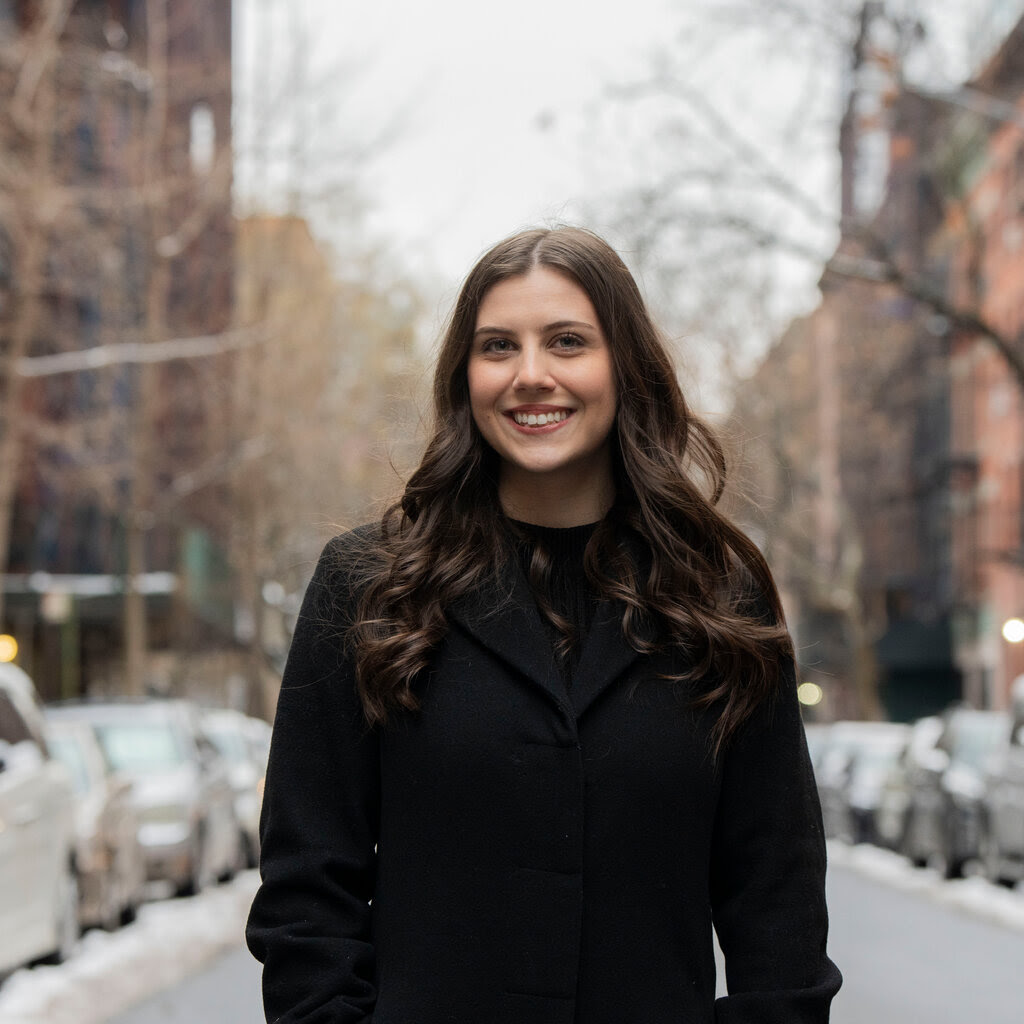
left=246, top=225, right=841, bottom=1024
left=468, top=266, right=618, bottom=525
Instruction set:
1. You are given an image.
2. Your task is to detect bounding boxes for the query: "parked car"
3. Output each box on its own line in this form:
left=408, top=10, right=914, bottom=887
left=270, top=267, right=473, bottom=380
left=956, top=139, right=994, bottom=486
left=902, top=706, right=1011, bottom=878
left=46, top=699, right=242, bottom=898
left=0, top=663, right=77, bottom=976
left=44, top=716, right=147, bottom=930
left=816, top=720, right=911, bottom=843
left=803, top=722, right=831, bottom=777
left=875, top=715, right=944, bottom=851
left=979, top=676, right=1024, bottom=886
left=200, top=709, right=270, bottom=869
left=843, top=725, right=912, bottom=845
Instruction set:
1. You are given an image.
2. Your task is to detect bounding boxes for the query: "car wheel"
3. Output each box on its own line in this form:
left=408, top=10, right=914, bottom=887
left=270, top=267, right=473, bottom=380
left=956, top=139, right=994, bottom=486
left=242, top=831, right=259, bottom=871
left=935, top=819, right=964, bottom=880
left=900, top=810, right=926, bottom=868
left=978, top=823, right=1016, bottom=888
left=99, top=879, right=123, bottom=932
left=175, top=831, right=205, bottom=898
left=226, top=827, right=248, bottom=882
left=122, top=844, right=148, bottom=923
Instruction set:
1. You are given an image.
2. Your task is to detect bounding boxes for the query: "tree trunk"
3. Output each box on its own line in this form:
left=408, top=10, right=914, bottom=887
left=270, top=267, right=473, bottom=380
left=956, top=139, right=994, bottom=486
left=0, top=39, right=57, bottom=625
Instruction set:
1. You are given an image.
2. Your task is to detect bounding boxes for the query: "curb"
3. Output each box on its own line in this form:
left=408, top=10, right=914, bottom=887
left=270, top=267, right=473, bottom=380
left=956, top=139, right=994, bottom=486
left=827, top=839, right=1024, bottom=933
left=0, top=872, right=259, bottom=1024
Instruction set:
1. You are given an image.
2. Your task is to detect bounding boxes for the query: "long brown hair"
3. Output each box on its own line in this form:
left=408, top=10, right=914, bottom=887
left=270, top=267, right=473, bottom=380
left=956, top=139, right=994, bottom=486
left=346, top=226, right=792, bottom=753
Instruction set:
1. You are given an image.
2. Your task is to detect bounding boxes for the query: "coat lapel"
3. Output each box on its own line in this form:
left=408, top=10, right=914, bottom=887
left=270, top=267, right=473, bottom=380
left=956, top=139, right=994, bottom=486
left=447, top=561, right=567, bottom=711
left=569, top=598, right=647, bottom=719
left=448, top=554, right=659, bottom=721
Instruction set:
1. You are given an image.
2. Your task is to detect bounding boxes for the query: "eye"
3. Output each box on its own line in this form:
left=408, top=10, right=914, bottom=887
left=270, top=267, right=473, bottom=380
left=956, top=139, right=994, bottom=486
left=552, top=333, right=584, bottom=350
left=479, top=336, right=515, bottom=354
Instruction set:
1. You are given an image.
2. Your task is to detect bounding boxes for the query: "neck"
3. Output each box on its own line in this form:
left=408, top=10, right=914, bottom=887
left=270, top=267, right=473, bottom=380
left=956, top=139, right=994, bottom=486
left=498, top=464, right=614, bottom=528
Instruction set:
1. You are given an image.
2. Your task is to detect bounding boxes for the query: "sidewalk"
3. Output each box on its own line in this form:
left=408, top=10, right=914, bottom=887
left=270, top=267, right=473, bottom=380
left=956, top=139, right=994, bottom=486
left=0, top=873, right=259, bottom=1024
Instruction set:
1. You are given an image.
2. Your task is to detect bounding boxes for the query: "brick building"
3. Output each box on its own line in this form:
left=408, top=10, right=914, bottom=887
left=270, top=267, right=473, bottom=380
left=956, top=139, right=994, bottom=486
left=0, top=1, right=236, bottom=699
left=938, top=18, right=1024, bottom=708
left=731, top=33, right=965, bottom=721
left=734, top=11, right=1024, bottom=719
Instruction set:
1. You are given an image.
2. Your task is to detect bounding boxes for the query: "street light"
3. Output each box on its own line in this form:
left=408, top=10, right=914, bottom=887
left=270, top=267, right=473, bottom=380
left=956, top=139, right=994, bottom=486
left=0, top=634, right=17, bottom=663
left=797, top=681, right=824, bottom=707
left=1002, top=618, right=1024, bottom=644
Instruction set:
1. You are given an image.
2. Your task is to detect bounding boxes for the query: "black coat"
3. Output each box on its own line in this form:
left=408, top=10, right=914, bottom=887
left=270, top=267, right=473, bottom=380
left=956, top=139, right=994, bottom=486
left=246, top=530, right=841, bottom=1024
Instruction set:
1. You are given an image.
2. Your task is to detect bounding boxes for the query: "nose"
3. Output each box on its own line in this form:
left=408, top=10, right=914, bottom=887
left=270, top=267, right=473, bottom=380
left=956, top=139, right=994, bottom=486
left=513, top=344, right=554, bottom=391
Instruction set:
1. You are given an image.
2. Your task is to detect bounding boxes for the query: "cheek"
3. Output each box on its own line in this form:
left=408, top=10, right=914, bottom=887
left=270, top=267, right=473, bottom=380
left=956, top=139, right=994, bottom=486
left=579, top=361, right=617, bottom=412
left=467, top=365, right=500, bottom=412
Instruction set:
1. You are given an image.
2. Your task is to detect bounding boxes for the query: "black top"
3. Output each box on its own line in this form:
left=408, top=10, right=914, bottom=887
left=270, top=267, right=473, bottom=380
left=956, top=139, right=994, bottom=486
left=511, top=520, right=600, bottom=686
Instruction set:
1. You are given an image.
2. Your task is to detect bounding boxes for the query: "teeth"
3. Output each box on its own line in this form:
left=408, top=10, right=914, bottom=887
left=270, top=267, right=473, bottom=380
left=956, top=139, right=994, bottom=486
left=513, top=410, right=569, bottom=426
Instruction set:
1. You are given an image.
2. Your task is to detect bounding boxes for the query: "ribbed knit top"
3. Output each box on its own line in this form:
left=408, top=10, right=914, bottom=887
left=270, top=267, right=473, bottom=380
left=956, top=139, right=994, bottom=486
left=511, top=519, right=601, bottom=687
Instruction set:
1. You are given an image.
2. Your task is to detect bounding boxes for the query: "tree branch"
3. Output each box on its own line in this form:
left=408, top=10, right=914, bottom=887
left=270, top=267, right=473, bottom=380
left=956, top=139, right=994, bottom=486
left=15, top=325, right=271, bottom=377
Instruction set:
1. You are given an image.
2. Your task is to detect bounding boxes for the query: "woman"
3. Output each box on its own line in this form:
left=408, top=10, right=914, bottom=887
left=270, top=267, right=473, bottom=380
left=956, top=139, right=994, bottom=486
left=246, top=226, right=841, bottom=1024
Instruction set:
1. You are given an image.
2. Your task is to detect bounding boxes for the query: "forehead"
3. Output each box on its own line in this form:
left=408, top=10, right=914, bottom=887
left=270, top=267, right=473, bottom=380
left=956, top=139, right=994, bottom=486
left=475, top=266, right=599, bottom=327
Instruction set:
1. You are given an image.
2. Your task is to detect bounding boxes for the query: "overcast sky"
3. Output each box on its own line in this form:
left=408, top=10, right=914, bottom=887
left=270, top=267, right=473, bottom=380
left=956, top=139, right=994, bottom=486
left=234, top=0, right=682, bottom=286
left=232, top=0, right=991, bottom=374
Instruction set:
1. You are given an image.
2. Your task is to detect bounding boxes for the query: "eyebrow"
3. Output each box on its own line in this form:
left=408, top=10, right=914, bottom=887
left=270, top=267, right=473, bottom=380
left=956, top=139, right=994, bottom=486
left=473, top=319, right=595, bottom=337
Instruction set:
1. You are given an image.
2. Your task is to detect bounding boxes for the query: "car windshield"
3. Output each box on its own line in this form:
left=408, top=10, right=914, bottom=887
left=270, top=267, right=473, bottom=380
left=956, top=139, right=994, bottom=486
left=950, top=715, right=1007, bottom=770
left=47, top=733, right=91, bottom=794
left=94, top=721, right=188, bottom=773
left=204, top=724, right=247, bottom=762
left=853, top=742, right=903, bottom=776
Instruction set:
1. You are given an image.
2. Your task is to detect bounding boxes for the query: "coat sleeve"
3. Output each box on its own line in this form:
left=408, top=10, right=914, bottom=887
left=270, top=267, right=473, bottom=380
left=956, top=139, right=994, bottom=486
left=710, top=657, right=842, bottom=1024
left=246, top=535, right=381, bottom=1024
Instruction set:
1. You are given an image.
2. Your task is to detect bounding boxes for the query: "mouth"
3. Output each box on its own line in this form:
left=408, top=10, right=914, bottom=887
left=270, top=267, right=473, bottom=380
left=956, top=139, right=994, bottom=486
left=506, top=408, right=572, bottom=428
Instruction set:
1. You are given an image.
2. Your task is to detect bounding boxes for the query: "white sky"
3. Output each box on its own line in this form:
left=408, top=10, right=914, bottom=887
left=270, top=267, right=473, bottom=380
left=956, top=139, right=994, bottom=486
left=234, top=0, right=695, bottom=284
left=232, top=0, right=997, bottom=386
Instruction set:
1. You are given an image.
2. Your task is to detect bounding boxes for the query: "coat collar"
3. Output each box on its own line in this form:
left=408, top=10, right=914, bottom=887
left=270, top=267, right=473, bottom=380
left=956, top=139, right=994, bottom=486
left=447, top=546, right=655, bottom=720
left=448, top=557, right=566, bottom=712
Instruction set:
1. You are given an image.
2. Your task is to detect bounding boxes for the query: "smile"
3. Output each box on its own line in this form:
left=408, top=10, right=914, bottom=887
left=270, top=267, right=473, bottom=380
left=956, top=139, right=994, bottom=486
left=510, top=410, right=570, bottom=427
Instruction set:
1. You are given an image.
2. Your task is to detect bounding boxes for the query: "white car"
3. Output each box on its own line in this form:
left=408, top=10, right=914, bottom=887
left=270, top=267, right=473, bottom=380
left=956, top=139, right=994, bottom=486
left=0, top=662, right=78, bottom=976
left=46, top=699, right=242, bottom=897
left=201, top=709, right=271, bottom=869
left=44, top=717, right=148, bottom=931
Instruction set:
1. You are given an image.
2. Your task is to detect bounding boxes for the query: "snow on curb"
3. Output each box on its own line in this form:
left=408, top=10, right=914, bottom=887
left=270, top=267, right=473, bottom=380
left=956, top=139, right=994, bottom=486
left=0, top=871, right=259, bottom=1024
left=827, top=840, right=1024, bottom=932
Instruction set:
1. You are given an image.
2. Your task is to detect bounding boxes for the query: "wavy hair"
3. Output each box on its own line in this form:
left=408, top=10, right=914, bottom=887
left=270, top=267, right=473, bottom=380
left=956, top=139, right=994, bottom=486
left=346, top=226, right=793, bottom=754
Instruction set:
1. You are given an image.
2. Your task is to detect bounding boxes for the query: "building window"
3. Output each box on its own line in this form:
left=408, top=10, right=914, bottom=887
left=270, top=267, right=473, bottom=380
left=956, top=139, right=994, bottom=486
left=189, top=102, right=215, bottom=175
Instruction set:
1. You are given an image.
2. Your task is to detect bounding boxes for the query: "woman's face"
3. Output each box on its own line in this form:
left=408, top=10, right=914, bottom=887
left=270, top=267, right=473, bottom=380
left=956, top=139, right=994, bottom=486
left=467, top=266, right=617, bottom=518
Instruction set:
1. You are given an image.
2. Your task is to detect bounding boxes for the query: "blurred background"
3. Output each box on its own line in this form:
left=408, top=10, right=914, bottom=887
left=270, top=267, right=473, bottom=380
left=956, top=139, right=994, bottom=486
left=4, top=0, right=1023, bottom=724
left=4, top=0, right=1024, bottom=1020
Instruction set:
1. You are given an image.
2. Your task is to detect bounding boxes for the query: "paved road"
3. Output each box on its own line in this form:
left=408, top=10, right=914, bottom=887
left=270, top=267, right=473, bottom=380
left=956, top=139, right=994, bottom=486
left=827, top=866, right=1024, bottom=1024
left=106, top=946, right=263, bottom=1024
left=104, top=860, right=1024, bottom=1023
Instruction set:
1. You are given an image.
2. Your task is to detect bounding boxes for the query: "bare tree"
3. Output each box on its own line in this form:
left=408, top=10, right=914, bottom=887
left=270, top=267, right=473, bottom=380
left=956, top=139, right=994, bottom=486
left=0, top=0, right=72, bottom=629
left=3, top=2, right=247, bottom=694
left=2, top=2, right=426, bottom=706
left=583, top=1, right=1011, bottom=715
left=229, top=213, right=424, bottom=716
left=588, top=1, right=1024, bottom=400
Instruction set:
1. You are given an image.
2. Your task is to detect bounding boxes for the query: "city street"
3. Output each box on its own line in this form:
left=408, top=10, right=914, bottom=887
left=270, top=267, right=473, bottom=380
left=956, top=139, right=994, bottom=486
left=106, top=948, right=262, bottom=1024
left=826, top=845, right=1024, bottom=1024
left=5, top=3, right=1024, bottom=1023
left=2, top=844, right=1022, bottom=1023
